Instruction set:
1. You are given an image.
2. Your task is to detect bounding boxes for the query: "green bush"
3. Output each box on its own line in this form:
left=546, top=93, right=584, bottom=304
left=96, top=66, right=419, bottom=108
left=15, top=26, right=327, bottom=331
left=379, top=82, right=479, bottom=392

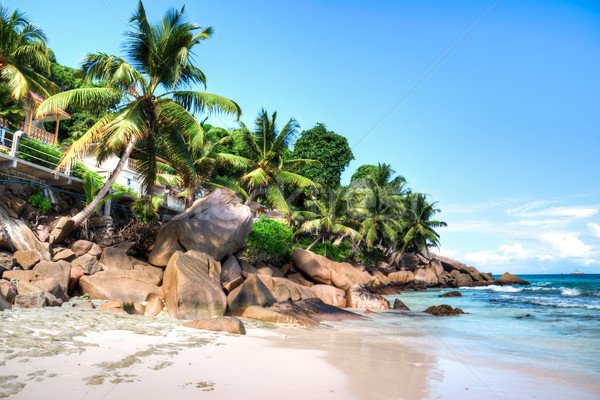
left=18, top=137, right=62, bottom=170
left=27, top=191, right=52, bottom=214
left=246, top=217, right=293, bottom=257
left=294, top=236, right=353, bottom=262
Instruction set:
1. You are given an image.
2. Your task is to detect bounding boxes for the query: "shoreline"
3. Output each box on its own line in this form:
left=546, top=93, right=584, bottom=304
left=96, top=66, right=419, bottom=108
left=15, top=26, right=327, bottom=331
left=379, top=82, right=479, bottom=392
left=2, top=305, right=599, bottom=400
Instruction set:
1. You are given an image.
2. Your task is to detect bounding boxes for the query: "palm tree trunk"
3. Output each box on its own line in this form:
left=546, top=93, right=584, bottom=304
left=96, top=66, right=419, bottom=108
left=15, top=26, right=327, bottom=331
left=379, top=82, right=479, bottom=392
left=306, top=234, right=323, bottom=251
left=186, top=182, right=195, bottom=208
left=71, top=137, right=137, bottom=229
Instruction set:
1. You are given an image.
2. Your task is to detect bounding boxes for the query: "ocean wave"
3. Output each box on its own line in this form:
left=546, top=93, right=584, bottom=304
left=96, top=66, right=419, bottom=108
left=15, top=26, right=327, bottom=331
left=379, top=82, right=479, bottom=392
left=459, top=285, right=523, bottom=292
left=560, top=287, right=582, bottom=296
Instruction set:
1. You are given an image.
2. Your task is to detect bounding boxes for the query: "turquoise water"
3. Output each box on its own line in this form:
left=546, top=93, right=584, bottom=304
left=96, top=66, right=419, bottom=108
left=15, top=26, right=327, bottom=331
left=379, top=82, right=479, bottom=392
left=360, top=274, right=600, bottom=394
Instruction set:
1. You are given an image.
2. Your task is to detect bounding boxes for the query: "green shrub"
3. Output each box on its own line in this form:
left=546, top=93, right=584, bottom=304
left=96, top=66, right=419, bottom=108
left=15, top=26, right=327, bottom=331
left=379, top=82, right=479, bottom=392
left=27, top=191, right=52, bottom=214
left=18, top=137, right=62, bottom=170
left=294, top=235, right=353, bottom=262
left=246, top=217, right=293, bottom=257
left=131, top=195, right=163, bottom=224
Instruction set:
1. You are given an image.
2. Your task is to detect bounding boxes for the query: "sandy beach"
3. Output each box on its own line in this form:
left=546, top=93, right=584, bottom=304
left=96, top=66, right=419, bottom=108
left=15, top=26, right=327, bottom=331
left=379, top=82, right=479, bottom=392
left=1, top=305, right=599, bottom=400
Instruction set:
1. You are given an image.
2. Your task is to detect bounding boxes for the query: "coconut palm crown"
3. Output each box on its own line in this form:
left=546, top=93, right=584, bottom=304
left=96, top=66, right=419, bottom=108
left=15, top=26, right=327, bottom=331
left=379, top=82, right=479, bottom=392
left=0, top=5, right=57, bottom=100
left=36, top=1, right=241, bottom=229
left=399, top=193, right=447, bottom=256
left=238, top=109, right=319, bottom=214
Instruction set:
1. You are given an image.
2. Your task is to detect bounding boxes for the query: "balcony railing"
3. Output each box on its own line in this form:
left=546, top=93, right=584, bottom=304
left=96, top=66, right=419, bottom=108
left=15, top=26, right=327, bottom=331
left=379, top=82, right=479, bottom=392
left=0, top=119, right=55, bottom=145
left=127, top=157, right=139, bottom=172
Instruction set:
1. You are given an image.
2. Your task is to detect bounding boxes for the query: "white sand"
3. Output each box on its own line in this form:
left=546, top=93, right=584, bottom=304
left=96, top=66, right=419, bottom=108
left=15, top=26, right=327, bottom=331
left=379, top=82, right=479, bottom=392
left=1, top=307, right=599, bottom=400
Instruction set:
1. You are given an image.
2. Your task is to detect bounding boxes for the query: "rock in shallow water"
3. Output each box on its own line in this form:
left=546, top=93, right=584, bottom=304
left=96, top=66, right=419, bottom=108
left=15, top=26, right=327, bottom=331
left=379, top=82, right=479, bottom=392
left=393, top=299, right=410, bottom=311
left=346, top=285, right=390, bottom=310
left=424, top=304, right=465, bottom=317
left=494, top=272, right=531, bottom=286
left=439, top=291, right=462, bottom=297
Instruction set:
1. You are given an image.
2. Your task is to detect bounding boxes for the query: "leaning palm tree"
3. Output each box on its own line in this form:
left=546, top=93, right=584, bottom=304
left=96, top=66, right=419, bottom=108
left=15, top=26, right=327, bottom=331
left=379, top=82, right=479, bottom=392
left=36, top=1, right=241, bottom=234
left=293, top=187, right=363, bottom=254
left=398, top=193, right=447, bottom=256
left=0, top=5, right=56, bottom=100
left=237, top=109, right=318, bottom=214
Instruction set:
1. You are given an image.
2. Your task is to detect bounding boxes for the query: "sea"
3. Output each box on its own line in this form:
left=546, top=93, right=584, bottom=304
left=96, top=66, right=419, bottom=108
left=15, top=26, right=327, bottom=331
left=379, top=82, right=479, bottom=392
left=358, top=274, right=600, bottom=398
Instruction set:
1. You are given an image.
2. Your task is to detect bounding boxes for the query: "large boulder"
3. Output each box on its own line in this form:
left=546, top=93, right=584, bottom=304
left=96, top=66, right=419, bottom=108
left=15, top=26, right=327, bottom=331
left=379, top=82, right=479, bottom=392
left=430, top=253, right=467, bottom=272
left=0, top=292, right=11, bottom=311
left=0, top=281, right=17, bottom=304
left=13, top=250, right=41, bottom=270
left=292, top=248, right=374, bottom=290
left=311, top=284, right=347, bottom=308
left=79, top=275, right=160, bottom=302
left=162, top=251, right=226, bottom=320
left=220, top=255, right=242, bottom=285
left=494, top=272, right=531, bottom=286
left=32, top=260, right=71, bottom=301
left=70, top=240, right=102, bottom=259
left=256, top=275, right=317, bottom=303
left=227, top=274, right=276, bottom=316
left=71, top=254, right=103, bottom=275
left=84, top=269, right=162, bottom=287
left=393, top=299, right=410, bottom=310
left=293, top=298, right=365, bottom=321
left=100, top=247, right=133, bottom=271
left=387, top=270, right=415, bottom=284
left=0, top=205, right=51, bottom=260
left=183, top=317, right=246, bottom=335
left=149, top=189, right=253, bottom=266
left=346, top=286, right=390, bottom=310
left=414, top=266, right=439, bottom=286
left=15, top=291, right=46, bottom=308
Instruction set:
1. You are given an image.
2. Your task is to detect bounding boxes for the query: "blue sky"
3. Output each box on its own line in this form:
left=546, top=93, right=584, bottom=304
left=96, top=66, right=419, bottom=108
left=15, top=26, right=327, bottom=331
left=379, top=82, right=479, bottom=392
left=12, top=0, right=600, bottom=273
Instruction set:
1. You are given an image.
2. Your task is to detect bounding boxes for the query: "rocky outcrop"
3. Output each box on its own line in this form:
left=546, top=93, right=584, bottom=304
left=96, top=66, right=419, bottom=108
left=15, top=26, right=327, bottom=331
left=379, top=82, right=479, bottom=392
left=0, top=204, right=51, bottom=260
left=149, top=189, right=253, bottom=266
left=0, top=281, right=16, bottom=305
left=15, top=291, right=46, bottom=308
left=70, top=240, right=102, bottom=258
left=221, top=255, right=242, bottom=286
left=98, top=300, right=145, bottom=315
left=100, top=247, right=133, bottom=271
left=311, top=284, right=347, bottom=308
left=144, top=293, right=164, bottom=317
left=0, top=292, right=11, bottom=311
left=71, top=254, right=103, bottom=275
left=241, top=299, right=364, bottom=326
left=292, top=248, right=375, bottom=290
left=424, top=304, right=465, bottom=316
left=162, top=251, right=226, bottom=320
left=494, top=272, right=531, bottom=286
left=183, top=317, right=246, bottom=335
left=32, top=260, right=71, bottom=301
left=13, top=250, right=40, bottom=269
left=346, top=286, right=390, bottom=310
left=256, top=275, right=317, bottom=303
left=227, top=274, right=276, bottom=316
left=79, top=275, right=160, bottom=302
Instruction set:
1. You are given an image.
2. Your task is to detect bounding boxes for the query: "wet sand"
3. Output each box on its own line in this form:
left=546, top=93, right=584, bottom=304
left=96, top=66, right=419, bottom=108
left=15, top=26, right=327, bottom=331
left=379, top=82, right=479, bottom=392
left=1, top=306, right=598, bottom=399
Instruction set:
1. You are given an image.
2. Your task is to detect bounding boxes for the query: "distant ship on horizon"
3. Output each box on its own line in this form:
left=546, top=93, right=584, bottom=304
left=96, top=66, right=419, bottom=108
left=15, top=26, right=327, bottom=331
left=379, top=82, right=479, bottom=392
left=570, top=269, right=584, bottom=275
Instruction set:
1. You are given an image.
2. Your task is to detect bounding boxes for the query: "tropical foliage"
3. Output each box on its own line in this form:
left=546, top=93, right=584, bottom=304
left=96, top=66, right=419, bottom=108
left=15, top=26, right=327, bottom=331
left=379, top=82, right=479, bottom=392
left=36, top=1, right=241, bottom=229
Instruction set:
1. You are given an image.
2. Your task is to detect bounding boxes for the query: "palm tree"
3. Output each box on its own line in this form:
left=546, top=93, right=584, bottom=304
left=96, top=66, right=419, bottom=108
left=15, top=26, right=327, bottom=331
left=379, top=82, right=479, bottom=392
left=36, top=1, right=241, bottom=232
left=237, top=109, right=318, bottom=214
left=293, top=187, right=363, bottom=255
left=0, top=6, right=56, bottom=100
left=352, top=184, right=404, bottom=250
left=158, top=125, right=251, bottom=207
left=398, top=193, right=447, bottom=256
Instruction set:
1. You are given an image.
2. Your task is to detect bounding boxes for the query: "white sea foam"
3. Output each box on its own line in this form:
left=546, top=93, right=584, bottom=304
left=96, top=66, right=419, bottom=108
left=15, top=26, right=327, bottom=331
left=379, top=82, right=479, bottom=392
left=560, top=287, right=582, bottom=296
left=459, top=285, right=523, bottom=292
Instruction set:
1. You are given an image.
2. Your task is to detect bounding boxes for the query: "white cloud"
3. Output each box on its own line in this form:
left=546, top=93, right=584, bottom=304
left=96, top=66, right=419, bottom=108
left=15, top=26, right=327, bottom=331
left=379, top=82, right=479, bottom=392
left=436, top=248, right=459, bottom=258
left=588, top=223, right=600, bottom=238
left=541, top=233, right=593, bottom=258
left=464, top=243, right=528, bottom=265
left=507, top=202, right=597, bottom=219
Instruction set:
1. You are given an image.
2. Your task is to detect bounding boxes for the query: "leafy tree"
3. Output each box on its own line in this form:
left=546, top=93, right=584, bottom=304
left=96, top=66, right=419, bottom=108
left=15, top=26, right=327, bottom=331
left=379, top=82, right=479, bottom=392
left=292, top=187, right=362, bottom=255
left=0, top=6, right=56, bottom=100
left=398, top=193, right=447, bottom=256
left=352, top=184, right=403, bottom=249
left=131, top=195, right=163, bottom=224
left=0, top=82, right=24, bottom=126
left=291, top=123, right=354, bottom=187
left=237, top=109, right=318, bottom=214
left=350, top=164, right=378, bottom=184
left=37, top=1, right=241, bottom=231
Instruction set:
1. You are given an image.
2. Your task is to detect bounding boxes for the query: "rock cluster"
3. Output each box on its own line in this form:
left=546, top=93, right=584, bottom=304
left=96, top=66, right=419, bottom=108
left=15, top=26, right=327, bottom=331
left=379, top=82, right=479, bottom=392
left=0, top=188, right=531, bottom=335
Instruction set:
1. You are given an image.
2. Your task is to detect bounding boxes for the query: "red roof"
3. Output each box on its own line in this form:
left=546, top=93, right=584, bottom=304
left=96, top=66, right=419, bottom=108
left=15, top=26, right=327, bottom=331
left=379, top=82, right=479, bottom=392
left=30, top=91, right=71, bottom=118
